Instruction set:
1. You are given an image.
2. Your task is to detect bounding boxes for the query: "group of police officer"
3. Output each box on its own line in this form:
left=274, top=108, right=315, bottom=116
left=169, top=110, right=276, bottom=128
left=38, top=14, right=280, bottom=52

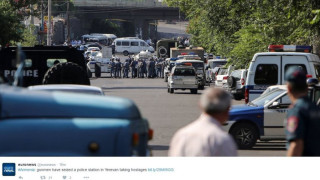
left=109, top=57, right=165, bottom=79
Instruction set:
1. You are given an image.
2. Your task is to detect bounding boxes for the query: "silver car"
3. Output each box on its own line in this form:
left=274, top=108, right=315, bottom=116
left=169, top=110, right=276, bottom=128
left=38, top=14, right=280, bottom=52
left=167, top=65, right=198, bottom=94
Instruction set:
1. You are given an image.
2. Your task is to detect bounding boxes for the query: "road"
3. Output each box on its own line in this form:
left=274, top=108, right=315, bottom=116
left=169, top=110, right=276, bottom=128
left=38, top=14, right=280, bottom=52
left=91, top=76, right=286, bottom=156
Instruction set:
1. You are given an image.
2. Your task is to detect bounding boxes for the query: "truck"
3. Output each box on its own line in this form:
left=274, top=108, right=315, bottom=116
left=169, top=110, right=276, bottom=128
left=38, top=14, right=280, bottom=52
left=156, top=39, right=179, bottom=58
left=170, top=46, right=205, bottom=61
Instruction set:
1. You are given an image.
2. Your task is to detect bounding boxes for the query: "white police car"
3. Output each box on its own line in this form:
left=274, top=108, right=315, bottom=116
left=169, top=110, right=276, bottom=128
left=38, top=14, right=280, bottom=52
left=223, top=85, right=289, bottom=149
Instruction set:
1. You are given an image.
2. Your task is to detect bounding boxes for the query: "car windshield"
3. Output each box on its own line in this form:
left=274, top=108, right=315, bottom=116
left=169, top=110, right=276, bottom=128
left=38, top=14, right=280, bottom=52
left=190, top=62, right=204, bottom=70
left=209, top=61, right=227, bottom=69
left=250, top=89, right=286, bottom=107
left=174, top=68, right=195, bottom=76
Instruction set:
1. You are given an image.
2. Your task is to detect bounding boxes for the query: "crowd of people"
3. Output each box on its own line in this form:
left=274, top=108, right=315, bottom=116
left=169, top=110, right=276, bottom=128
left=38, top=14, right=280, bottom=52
left=108, top=56, right=166, bottom=79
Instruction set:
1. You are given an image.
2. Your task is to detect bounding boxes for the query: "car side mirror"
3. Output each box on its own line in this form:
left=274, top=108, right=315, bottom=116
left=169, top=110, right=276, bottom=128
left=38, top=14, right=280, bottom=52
left=269, top=101, right=280, bottom=109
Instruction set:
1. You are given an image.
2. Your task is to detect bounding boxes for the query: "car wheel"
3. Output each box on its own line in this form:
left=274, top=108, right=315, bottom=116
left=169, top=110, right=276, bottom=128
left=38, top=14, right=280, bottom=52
left=234, top=94, right=242, bottom=100
left=167, top=88, right=170, bottom=93
left=43, top=62, right=90, bottom=85
left=170, top=88, right=174, bottom=94
left=123, top=51, right=129, bottom=56
left=87, top=67, right=92, bottom=78
left=230, top=123, right=258, bottom=149
left=164, top=76, right=168, bottom=82
left=94, top=63, right=101, bottom=78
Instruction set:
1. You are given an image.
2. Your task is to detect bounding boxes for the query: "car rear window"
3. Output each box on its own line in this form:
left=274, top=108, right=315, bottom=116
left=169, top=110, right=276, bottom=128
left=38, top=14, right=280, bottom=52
left=218, top=68, right=227, bottom=75
left=254, top=64, right=278, bottom=85
left=231, top=70, right=241, bottom=80
left=174, top=69, right=195, bottom=76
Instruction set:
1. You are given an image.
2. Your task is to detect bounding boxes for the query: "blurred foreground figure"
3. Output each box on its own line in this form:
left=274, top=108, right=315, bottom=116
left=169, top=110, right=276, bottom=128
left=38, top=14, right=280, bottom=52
left=285, top=67, right=320, bottom=156
left=169, top=88, right=237, bottom=156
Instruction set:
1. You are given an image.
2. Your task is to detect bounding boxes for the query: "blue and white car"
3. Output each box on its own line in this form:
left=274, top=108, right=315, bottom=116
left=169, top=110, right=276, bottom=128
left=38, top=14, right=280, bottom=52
left=223, top=85, right=290, bottom=149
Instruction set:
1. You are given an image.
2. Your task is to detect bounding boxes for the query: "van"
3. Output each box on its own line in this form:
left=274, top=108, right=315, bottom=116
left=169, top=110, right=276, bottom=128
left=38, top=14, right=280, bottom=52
left=113, top=38, right=155, bottom=56
left=245, top=45, right=320, bottom=103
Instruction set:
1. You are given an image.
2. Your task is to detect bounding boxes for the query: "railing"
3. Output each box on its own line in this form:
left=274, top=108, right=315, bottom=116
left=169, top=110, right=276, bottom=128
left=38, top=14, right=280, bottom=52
left=73, top=0, right=168, bottom=8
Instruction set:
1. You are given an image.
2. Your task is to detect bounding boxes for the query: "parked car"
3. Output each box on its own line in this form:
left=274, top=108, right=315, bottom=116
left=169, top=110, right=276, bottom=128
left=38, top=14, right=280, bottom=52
left=223, top=79, right=320, bottom=149
left=0, top=84, right=152, bottom=156
left=206, top=59, right=227, bottom=82
left=215, top=65, right=234, bottom=87
left=224, top=69, right=247, bottom=100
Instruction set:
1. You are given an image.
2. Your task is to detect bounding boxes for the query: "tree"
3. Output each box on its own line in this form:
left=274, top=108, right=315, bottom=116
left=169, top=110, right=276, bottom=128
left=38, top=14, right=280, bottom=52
left=165, top=0, right=320, bottom=67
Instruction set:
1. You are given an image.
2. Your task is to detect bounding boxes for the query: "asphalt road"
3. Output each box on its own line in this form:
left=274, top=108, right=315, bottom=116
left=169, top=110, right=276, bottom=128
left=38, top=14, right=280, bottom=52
left=90, top=76, right=286, bottom=157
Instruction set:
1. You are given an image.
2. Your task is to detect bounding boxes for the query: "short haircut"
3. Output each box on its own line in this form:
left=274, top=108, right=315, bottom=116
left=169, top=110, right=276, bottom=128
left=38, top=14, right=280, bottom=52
left=200, top=88, right=232, bottom=115
left=288, top=81, right=308, bottom=94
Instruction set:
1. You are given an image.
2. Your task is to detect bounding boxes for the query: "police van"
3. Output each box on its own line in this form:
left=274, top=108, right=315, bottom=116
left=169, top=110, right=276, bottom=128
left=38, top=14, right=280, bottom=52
left=245, top=45, right=320, bottom=103
left=113, top=38, right=155, bottom=56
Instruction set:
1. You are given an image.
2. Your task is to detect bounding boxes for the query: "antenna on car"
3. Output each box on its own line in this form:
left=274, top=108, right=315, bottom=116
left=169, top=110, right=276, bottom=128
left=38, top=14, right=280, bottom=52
left=13, top=44, right=26, bottom=87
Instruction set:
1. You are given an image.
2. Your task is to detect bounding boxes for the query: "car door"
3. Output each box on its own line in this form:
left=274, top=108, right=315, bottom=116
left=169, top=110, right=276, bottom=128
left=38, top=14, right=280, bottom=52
left=263, top=92, right=290, bottom=137
left=248, top=55, right=281, bottom=102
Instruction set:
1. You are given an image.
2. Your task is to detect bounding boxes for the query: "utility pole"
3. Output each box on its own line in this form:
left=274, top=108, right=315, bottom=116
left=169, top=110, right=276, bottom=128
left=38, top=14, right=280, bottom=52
left=47, top=0, right=51, bottom=46
left=67, top=0, right=70, bottom=44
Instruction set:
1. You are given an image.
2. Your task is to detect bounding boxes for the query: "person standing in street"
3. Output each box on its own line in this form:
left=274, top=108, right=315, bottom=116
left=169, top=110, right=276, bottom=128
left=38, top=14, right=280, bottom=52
left=110, top=58, right=115, bottom=78
left=115, top=58, right=122, bottom=78
left=168, top=88, right=237, bottom=156
left=285, top=67, right=320, bottom=156
left=123, top=59, right=130, bottom=78
left=130, top=59, right=137, bottom=78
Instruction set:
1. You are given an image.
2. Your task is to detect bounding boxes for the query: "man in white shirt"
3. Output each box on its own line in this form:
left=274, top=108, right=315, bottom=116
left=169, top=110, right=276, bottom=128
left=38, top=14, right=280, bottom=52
left=168, top=88, right=237, bottom=156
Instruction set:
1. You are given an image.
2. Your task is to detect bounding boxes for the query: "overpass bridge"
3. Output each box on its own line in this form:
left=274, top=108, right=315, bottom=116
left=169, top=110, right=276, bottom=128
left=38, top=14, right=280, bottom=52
left=72, top=0, right=181, bottom=39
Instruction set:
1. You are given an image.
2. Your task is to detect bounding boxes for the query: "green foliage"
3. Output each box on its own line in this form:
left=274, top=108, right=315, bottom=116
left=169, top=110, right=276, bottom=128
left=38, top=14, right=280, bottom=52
left=0, top=0, right=24, bottom=46
left=165, top=0, right=320, bottom=68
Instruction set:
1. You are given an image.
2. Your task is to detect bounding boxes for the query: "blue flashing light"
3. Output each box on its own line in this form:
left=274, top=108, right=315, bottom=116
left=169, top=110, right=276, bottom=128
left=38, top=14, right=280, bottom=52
left=170, top=58, right=178, bottom=61
left=188, top=52, right=196, bottom=55
left=296, top=46, right=312, bottom=53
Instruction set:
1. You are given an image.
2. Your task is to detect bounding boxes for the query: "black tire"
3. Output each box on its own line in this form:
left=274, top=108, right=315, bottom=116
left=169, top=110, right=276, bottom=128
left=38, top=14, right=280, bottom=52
left=94, top=63, right=101, bottom=78
left=123, top=51, right=129, bottom=56
left=167, top=88, right=170, bottom=93
left=234, top=94, right=242, bottom=100
left=227, top=76, right=236, bottom=88
left=198, top=85, right=204, bottom=90
left=158, top=46, right=167, bottom=56
left=43, top=62, right=90, bottom=85
left=230, top=123, right=258, bottom=149
left=170, top=88, right=174, bottom=94
left=164, top=75, right=168, bottom=82
left=190, top=89, right=197, bottom=94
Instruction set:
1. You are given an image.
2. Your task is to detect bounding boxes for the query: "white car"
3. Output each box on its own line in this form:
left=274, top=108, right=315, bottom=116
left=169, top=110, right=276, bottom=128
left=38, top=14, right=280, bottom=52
left=28, top=84, right=105, bottom=96
left=167, top=65, right=198, bottom=94
left=215, top=65, right=234, bottom=87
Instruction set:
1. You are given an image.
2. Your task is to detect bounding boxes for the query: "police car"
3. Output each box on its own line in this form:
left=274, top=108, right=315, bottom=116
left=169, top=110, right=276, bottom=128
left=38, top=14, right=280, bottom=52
left=245, top=45, right=320, bottom=103
left=223, top=85, right=289, bottom=149
left=224, top=79, right=320, bottom=149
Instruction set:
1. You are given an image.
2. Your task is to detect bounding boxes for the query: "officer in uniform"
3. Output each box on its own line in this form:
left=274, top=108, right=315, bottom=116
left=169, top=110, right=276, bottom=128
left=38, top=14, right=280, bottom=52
left=115, top=58, right=122, bottom=78
left=130, top=59, right=137, bottom=78
left=123, top=59, right=130, bottom=78
left=110, top=58, right=116, bottom=78
left=285, top=67, right=320, bottom=156
left=148, top=58, right=156, bottom=78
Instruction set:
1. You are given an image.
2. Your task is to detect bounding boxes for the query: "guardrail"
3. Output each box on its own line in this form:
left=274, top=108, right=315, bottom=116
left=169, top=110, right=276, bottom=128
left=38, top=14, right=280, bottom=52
left=73, top=0, right=168, bottom=8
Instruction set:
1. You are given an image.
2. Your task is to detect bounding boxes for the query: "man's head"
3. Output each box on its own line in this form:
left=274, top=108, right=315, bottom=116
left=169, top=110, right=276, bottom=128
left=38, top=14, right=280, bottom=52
left=285, top=67, right=308, bottom=100
left=200, top=88, right=232, bottom=124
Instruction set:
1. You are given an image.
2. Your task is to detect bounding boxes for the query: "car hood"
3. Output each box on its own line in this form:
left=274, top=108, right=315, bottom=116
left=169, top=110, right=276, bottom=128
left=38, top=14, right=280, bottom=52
left=229, top=104, right=263, bottom=118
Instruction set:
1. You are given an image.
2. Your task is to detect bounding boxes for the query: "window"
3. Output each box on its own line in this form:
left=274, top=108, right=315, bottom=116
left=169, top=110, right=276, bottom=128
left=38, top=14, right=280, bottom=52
left=140, top=42, right=146, bottom=46
left=131, top=42, right=139, bottom=46
left=174, top=69, right=195, bottom=76
left=116, top=41, right=121, bottom=46
left=122, top=41, right=129, bottom=46
left=218, top=68, right=227, bottom=75
left=313, top=64, right=320, bottom=80
left=254, top=64, right=278, bottom=85
left=284, top=64, right=307, bottom=75
left=47, top=59, right=67, bottom=67
left=230, top=70, right=241, bottom=80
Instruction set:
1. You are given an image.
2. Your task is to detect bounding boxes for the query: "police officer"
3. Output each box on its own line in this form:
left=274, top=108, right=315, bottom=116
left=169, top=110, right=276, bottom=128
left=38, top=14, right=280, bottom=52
left=115, top=58, right=122, bottom=78
left=148, top=58, right=156, bottom=78
left=123, top=59, right=130, bottom=78
left=156, top=59, right=162, bottom=78
left=110, top=58, right=116, bottom=78
left=142, top=59, right=147, bottom=78
left=130, top=59, right=137, bottom=78
left=285, top=67, right=320, bottom=156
